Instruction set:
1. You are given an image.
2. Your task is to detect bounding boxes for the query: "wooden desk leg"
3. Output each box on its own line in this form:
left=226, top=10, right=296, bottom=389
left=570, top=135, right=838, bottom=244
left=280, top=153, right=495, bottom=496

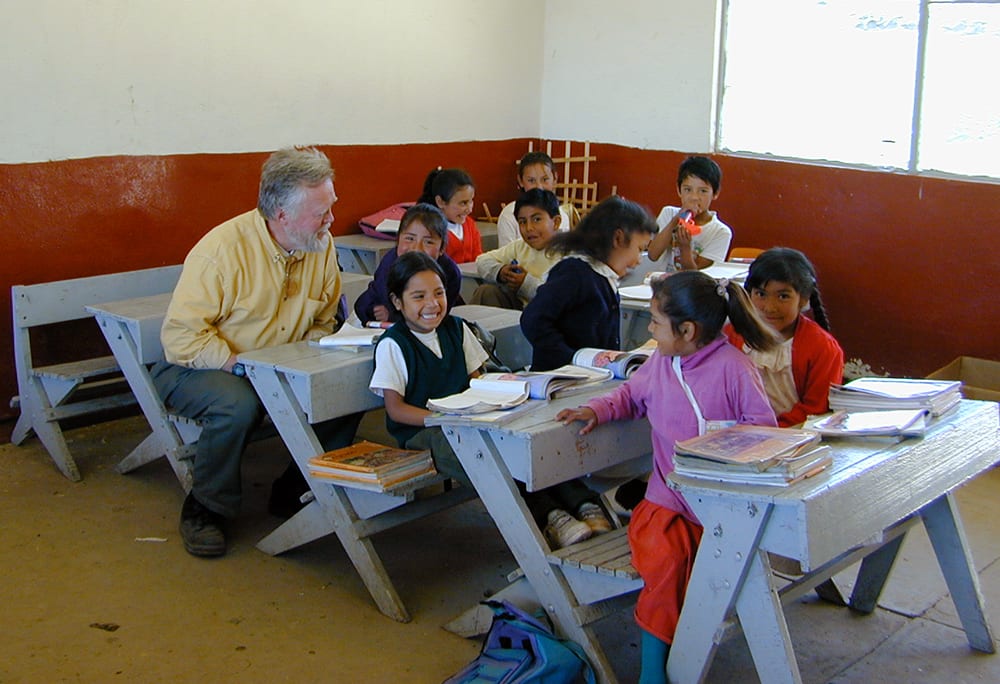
left=737, top=550, right=803, bottom=684
left=256, top=499, right=333, bottom=555
left=849, top=533, right=907, bottom=614
left=247, top=365, right=410, bottom=623
left=14, top=374, right=81, bottom=481
left=97, top=316, right=193, bottom=489
left=444, top=425, right=620, bottom=684
left=668, top=500, right=775, bottom=684
left=921, top=493, right=996, bottom=653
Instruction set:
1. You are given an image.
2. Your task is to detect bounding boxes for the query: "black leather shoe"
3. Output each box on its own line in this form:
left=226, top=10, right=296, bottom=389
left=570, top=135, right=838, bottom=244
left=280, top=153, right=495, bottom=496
left=268, top=462, right=310, bottom=519
left=179, top=493, right=226, bottom=557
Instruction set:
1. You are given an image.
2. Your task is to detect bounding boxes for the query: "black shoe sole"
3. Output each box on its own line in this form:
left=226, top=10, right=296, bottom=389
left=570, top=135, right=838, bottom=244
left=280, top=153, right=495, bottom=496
left=182, top=538, right=226, bottom=557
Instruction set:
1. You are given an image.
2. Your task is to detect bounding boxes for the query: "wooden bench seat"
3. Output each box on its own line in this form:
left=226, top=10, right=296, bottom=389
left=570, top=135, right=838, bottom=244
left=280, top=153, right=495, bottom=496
left=547, top=527, right=638, bottom=580
left=11, top=265, right=183, bottom=481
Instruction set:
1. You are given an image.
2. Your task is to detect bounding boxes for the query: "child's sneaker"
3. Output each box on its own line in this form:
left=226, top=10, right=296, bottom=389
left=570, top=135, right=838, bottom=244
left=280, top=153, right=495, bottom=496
left=577, top=502, right=613, bottom=534
left=544, top=509, right=593, bottom=549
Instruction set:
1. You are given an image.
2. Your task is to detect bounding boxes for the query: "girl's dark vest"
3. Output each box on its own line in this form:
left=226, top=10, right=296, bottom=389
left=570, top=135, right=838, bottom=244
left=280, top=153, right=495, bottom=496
left=380, top=316, right=469, bottom=445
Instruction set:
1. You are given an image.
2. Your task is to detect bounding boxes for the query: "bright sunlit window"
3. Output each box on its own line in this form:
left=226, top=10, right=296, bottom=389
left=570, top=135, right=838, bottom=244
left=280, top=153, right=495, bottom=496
left=718, top=0, right=1000, bottom=180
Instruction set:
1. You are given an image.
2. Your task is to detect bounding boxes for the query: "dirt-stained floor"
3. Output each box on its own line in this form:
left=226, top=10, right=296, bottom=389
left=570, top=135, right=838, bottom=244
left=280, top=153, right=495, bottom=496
left=3, top=411, right=1000, bottom=683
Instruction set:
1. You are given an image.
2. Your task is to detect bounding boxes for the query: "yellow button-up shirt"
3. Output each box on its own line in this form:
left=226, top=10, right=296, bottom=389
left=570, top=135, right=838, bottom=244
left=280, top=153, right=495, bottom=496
left=161, top=209, right=341, bottom=369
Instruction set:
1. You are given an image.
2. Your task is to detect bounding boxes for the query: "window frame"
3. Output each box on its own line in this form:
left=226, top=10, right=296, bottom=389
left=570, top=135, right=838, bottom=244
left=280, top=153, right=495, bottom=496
left=714, top=0, right=1000, bottom=184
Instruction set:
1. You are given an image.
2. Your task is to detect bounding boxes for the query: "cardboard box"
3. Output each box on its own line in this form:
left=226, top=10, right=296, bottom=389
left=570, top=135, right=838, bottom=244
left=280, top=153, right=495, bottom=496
left=927, top=357, right=1000, bottom=402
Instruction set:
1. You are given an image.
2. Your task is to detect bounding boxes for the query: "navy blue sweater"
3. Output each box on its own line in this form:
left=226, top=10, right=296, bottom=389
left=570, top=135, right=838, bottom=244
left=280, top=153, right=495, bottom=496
left=520, top=258, right=620, bottom=371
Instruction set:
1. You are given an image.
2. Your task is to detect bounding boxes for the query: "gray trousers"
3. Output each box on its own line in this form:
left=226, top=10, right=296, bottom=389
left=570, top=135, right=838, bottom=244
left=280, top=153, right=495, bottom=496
left=152, top=362, right=362, bottom=518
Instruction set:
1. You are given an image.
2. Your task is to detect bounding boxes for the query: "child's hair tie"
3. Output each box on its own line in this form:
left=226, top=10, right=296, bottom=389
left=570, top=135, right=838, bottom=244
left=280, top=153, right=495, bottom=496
left=717, top=278, right=730, bottom=301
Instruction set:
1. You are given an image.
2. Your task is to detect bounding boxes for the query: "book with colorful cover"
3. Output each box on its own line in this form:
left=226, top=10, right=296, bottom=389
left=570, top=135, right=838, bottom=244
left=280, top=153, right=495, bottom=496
left=673, top=446, right=833, bottom=487
left=308, top=441, right=433, bottom=479
left=673, top=425, right=821, bottom=472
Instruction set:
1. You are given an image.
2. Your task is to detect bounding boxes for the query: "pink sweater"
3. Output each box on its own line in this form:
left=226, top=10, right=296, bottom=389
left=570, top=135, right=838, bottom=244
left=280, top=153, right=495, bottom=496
left=585, top=338, right=776, bottom=521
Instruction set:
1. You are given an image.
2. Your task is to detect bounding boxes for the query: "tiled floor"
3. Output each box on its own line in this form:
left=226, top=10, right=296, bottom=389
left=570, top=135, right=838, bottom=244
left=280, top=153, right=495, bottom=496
left=2, top=411, right=999, bottom=683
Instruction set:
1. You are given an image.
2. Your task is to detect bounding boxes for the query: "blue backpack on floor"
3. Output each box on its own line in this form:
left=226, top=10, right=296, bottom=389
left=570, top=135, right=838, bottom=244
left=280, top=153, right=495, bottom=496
left=443, top=600, right=597, bottom=684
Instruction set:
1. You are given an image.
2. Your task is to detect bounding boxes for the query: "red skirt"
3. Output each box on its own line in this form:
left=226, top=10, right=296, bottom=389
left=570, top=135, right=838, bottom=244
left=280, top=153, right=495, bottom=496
left=628, top=499, right=704, bottom=643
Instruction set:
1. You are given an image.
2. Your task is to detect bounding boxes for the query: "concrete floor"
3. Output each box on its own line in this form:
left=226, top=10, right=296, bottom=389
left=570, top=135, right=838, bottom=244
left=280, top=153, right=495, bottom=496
left=3, top=411, right=1000, bottom=683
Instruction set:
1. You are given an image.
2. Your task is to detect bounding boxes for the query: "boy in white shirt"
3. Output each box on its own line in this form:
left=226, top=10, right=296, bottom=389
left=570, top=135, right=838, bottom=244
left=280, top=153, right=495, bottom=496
left=621, top=156, right=733, bottom=286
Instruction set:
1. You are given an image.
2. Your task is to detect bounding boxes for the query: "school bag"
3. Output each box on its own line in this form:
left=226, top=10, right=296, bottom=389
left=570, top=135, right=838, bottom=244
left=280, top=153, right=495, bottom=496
left=358, top=202, right=415, bottom=240
left=461, top=320, right=512, bottom=373
left=443, top=600, right=596, bottom=684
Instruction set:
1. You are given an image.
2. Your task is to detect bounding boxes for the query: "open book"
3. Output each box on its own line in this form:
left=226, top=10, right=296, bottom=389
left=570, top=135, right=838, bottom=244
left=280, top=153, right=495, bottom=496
left=572, top=347, right=651, bottom=380
left=313, top=324, right=383, bottom=348
left=805, top=409, right=930, bottom=438
left=479, top=364, right=612, bottom=400
left=426, top=378, right=530, bottom=414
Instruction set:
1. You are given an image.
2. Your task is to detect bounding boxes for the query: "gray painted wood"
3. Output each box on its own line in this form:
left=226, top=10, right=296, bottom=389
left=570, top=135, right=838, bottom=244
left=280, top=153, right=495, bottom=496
left=668, top=400, right=1000, bottom=683
left=11, top=265, right=182, bottom=481
left=435, top=390, right=657, bottom=684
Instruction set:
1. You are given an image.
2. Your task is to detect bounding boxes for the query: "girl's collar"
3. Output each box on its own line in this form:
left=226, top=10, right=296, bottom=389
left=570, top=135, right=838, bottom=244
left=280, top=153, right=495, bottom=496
left=674, top=337, right=728, bottom=368
left=565, top=254, right=620, bottom=288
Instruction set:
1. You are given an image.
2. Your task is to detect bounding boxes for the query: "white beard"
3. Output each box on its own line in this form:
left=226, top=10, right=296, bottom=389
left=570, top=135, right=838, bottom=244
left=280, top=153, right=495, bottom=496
left=292, top=226, right=331, bottom=253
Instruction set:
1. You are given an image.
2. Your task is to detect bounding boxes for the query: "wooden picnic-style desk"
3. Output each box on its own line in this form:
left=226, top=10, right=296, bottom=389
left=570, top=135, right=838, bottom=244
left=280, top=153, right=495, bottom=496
left=85, top=273, right=375, bottom=489
left=667, top=399, right=1000, bottom=683
left=239, top=304, right=530, bottom=622
left=237, top=340, right=482, bottom=623
left=432, top=389, right=654, bottom=684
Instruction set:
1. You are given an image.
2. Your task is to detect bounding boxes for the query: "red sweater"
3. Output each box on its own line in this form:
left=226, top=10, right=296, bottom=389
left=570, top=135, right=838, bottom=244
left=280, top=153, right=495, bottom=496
left=725, top=315, right=844, bottom=427
left=444, top=215, right=483, bottom=264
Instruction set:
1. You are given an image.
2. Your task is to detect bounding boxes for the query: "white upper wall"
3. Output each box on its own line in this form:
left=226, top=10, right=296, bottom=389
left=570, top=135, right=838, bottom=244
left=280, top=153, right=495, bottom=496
left=0, top=0, right=544, bottom=163
left=0, top=0, right=715, bottom=163
left=541, top=0, right=721, bottom=152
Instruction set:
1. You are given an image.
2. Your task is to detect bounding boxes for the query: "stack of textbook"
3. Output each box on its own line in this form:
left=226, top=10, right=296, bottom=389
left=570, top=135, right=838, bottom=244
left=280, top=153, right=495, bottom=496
left=307, top=441, right=436, bottom=493
left=672, top=425, right=832, bottom=487
left=829, top=377, right=962, bottom=417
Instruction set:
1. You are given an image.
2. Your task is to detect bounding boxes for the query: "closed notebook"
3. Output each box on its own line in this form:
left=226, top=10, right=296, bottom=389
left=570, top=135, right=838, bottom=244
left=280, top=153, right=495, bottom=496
left=806, top=409, right=930, bottom=438
left=829, top=377, right=961, bottom=416
left=308, top=440, right=431, bottom=476
left=673, top=425, right=820, bottom=472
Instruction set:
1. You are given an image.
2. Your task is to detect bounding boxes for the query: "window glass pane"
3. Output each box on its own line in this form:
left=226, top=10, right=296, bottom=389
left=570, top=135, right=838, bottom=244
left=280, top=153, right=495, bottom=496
left=720, top=1, right=918, bottom=168
left=919, top=3, right=1000, bottom=177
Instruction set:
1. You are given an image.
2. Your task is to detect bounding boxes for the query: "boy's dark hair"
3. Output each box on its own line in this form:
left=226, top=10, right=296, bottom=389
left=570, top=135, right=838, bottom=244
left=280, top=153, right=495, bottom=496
left=399, top=203, right=449, bottom=248
left=387, top=251, right=446, bottom=307
left=418, top=167, right=475, bottom=205
left=744, top=247, right=832, bottom=331
left=514, top=188, right=560, bottom=219
left=518, top=151, right=556, bottom=177
left=677, top=155, right=723, bottom=194
left=547, top=196, right=657, bottom=263
left=652, top=271, right=778, bottom=352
